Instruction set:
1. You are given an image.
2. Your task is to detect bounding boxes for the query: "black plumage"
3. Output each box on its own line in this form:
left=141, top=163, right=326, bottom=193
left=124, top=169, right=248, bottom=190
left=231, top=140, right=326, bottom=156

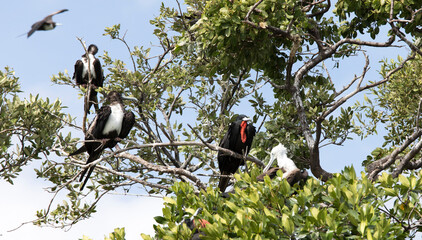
left=218, top=114, right=256, bottom=192
left=69, top=91, right=135, bottom=190
left=27, top=9, right=68, bottom=38
left=73, top=44, right=104, bottom=113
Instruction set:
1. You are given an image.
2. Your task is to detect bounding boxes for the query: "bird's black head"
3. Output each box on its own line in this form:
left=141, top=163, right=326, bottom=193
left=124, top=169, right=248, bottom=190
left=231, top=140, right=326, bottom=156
left=106, top=91, right=123, bottom=103
left=236, top=114, right=251, bottom=122
left=88, top=44, right=99, bottom=55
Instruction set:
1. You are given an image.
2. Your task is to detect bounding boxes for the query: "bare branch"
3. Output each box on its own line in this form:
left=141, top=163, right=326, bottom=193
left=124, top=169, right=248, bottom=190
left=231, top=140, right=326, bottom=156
left=245, top=0, right=264, bottom=21
left=118, top=152, right=207, bottom=190
left=392, top=138, right=422, bottom=178
left=306, top=0, right=331, bottom=18
left=415, top=98, right=422, bottom=131
left=389, top=1, right=422, bottom=56
left=76, top=37, right=91, bottom=134
left=367, top=129, right=422, bottom=181
left=142, top=41, right=174, bottom=84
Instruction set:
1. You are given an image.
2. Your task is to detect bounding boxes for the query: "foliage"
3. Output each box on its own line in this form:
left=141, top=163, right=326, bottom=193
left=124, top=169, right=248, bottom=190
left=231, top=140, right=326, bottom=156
left=0, top=67, right=69, bottom=184
left=357, top=54, right=422, bottom=168
left=146, top=167, right=422, bottom=239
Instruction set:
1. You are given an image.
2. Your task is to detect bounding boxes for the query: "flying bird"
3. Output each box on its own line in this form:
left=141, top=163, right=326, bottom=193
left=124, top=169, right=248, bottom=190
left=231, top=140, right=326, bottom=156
left=258, top=144, right=308, bottom=185
left=26, top=9, right=68, bottom=38
left=69, top=91, right=135, bottom=190
left=73, top=44, right=104, bottom=113
left=218, top=114, right=256, bottom=192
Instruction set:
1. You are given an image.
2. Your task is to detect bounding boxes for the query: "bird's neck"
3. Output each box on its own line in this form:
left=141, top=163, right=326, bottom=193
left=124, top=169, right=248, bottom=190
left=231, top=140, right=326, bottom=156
left=240, top=121, right=247, bottom=143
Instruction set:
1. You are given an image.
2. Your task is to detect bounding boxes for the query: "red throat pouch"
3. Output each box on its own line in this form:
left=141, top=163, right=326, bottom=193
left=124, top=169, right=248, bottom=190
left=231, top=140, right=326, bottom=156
left=240, top=121, right=247, bottom=143
left=194, top=219, right=210, bottom=228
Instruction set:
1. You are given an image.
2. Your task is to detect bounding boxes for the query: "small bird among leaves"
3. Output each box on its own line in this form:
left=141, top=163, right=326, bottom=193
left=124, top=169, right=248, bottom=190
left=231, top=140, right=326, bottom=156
left=183, top=208, right=210, bottom=240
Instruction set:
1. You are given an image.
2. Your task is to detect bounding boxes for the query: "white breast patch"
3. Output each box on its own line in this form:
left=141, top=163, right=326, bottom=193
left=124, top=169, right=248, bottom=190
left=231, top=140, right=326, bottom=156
left=102, top=104, right=124, bottom=136
left=82, top=54, right=97, bottom=79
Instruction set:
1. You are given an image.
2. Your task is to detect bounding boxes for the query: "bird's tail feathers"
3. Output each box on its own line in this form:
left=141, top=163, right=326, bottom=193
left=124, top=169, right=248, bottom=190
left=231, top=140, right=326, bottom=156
left=79, top=154, right=101, bottom=190
left=69, top=145, right=87, bottom=156
left=16, top=32, right=27, bottom=38
left=79, top=166, right=95, bottom=191
left=218, top=172, right=230, bottom=192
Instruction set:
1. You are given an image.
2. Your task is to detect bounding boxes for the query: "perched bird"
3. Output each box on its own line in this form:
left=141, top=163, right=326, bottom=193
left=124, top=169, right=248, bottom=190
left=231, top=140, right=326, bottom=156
left=218, top=114, right=256, bottom=192
left=69, top=91, right=135, bottom=190
left=73, top=44, right=104, bottom=113
left=183, top=208, right=210, bottom=240
left=26, top=9, right=68, bottom=38
left=258, top=144, right=308, bottom=185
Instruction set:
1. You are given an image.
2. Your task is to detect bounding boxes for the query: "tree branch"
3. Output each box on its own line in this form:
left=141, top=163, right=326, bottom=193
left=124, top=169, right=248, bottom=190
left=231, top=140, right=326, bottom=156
left=367, top=129, right=422, bottom=181
left=118, top=152, right=207, bottom=190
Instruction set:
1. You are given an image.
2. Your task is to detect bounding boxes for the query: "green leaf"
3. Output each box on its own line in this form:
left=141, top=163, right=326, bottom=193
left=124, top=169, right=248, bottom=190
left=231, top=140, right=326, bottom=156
left=282, top=213, right=294, bottom=235
left=310, top=207, right=319, bottom=220
left=398, top=174, right=410, bottom=188
left=154, top=216, right=167, bottom=224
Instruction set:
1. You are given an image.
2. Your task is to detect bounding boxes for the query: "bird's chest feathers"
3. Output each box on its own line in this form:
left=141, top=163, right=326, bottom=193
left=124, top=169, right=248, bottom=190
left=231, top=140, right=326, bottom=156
left=102, top=104, right=124, bottom=136
left=82, top=54, right=96, bottom=79
left=42, top=23, right=55, bottom=30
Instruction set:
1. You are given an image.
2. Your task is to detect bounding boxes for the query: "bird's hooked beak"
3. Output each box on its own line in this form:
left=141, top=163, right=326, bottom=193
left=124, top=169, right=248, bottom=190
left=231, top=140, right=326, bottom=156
left=242, top=117, right=251, bottom=122
left=55, top=23, right=63, bottom=26
left=190, top=207, right=203, bottom=221
left=121, top=96, right=138, bottom=102
left=263, top=153, right=275, bottom=173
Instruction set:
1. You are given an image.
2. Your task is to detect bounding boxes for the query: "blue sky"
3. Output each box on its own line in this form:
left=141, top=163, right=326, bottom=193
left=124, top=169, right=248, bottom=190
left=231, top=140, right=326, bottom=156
left=0, top=1, right=172, bottom=239
left=0, top=0, right=411, bottom=239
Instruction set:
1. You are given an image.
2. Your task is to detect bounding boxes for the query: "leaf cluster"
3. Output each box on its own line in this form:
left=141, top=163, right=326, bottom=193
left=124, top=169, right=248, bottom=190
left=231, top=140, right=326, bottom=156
left=146, top=167, right=422, bottom=239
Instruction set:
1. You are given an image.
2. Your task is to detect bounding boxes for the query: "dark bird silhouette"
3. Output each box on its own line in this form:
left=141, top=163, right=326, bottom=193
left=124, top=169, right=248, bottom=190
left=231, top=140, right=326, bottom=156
left=26, top=9, right=68, bottom=38
left=218, top=114, right=256, bottom=192
left=73, top=44, right=104, bottom=113
left=69, top=91, right=135, bottom=190
left=258, top=144, right=308, bottom=185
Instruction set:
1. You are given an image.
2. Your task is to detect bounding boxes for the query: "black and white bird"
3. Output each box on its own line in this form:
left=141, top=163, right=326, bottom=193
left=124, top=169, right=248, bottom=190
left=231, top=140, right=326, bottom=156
left=258, top=144, right=308, bottom=185
left=69, top=91, right=135, bottom=190
left=73, top=44, right=104, bottom=113
left=26, top=9, right=68, bottom=38
left=218, top=114, right=256, bottom=192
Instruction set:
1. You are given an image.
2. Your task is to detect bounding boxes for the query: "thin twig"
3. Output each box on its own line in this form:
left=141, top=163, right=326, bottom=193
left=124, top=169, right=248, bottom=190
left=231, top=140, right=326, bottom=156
left=76, top=37, right=91, bottom=134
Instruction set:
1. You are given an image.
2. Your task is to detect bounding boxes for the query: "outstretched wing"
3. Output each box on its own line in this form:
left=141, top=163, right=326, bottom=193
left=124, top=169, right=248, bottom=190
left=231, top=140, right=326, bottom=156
left=27, top=20, right=43, bottom=37
left=47, top=9, right=69, bottom=18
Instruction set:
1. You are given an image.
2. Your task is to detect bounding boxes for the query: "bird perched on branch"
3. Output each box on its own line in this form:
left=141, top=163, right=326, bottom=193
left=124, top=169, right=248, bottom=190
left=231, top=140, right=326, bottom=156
left=258, top=144, right=308, bottom=185
left=26, top=9, right=68, bottom=38
left=69, top=91, right=135, bottom=190
left=218, top=114, right=256, bottom=192
left=73, top=44, right=104, bottom=113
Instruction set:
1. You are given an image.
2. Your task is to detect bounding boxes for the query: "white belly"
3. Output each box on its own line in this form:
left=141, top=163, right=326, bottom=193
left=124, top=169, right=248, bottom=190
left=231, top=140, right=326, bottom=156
left=82, top=54, right=96, bottom=79
left=102, top=104, right=124, bottom=136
